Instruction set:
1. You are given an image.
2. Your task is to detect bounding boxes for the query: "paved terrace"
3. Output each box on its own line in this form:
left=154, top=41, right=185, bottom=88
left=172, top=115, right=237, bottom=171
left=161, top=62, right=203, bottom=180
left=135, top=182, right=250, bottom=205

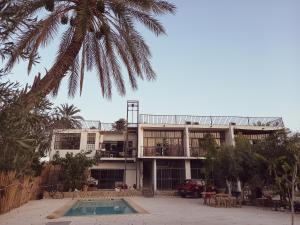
left=0, top=197, right=297, bottom=225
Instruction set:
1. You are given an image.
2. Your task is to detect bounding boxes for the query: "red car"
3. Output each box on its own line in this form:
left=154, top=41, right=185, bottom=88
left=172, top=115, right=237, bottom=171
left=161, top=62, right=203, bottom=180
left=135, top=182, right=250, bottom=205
left=177, top=179, right=205, bottom=198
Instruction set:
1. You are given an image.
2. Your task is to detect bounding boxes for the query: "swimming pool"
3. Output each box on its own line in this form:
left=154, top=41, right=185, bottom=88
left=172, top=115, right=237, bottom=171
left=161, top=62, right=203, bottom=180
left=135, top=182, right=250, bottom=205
left=64, top=199, right=137, bottom=216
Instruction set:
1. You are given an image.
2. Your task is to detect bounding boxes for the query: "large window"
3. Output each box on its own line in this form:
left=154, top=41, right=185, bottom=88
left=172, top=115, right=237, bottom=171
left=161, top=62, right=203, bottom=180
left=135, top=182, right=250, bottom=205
left=54, top=133, right=81, bottom=150
left=143, top=130, right=184, bottom=156
left=87, top=133, right=96, bottom=151
left=156, top=160, right=185, bottom=190
left=99, top=141, right=133, bottom=157
left=91, top=169, right=124, bottom=189
left=189, top=131, right=223, bottom=157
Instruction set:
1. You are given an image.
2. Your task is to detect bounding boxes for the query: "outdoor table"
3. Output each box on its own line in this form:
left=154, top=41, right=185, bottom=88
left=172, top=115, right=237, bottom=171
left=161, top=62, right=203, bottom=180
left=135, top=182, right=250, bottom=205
left=201, top=192, right=216, bottom=205
left=215, top=193, right=231, bottom=207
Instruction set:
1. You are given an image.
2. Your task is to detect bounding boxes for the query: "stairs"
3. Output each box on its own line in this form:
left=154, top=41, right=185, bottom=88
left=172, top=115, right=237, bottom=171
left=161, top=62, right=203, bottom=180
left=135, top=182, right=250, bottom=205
left=142, top=187, right=154, bottom=197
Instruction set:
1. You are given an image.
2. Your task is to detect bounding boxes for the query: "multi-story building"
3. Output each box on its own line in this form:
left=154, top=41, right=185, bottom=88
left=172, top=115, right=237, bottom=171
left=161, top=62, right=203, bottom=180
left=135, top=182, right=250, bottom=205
left=50, top=101, right=284, bottom=192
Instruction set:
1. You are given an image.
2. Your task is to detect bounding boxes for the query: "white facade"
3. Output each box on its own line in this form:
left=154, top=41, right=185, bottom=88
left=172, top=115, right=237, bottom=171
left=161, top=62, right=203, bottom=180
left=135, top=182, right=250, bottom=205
left=50, top=114, right=284, bottom=191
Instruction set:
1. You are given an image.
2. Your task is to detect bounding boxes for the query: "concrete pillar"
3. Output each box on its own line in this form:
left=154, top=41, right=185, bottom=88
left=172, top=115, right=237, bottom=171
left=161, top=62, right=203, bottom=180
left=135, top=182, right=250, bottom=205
left=138, top=125, right=144, bottom=157
left=153, top=159, right=157, bottom=191
left=138, top=160, right=143, bottom=189
left=80, top=131, right=87, bottom=151
left=184, top=127, right=190, bottom=157
left=225, top=124, right=235, bottom=146
left=94, top=131, right=100, bottom=151
left=185, top=160, right=191, bottom=179
left=49, top=132, right=57, bottom=160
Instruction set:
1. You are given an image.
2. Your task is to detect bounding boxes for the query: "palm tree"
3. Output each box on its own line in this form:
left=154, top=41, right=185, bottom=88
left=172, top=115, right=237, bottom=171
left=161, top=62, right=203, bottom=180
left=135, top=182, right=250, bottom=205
left=54, top=103, right=83, bottom=129
left=3, top=0, right=175, bottom=107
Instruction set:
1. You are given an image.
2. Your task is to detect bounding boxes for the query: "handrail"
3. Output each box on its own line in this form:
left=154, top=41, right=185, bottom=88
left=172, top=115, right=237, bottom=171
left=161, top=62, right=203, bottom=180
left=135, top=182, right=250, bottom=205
left=139, top=114, right=284, bottom=127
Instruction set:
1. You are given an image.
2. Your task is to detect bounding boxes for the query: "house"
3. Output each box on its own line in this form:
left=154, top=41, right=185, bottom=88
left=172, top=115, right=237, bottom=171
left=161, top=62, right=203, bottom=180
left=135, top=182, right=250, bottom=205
left=49, top=101, right=284, bottom=192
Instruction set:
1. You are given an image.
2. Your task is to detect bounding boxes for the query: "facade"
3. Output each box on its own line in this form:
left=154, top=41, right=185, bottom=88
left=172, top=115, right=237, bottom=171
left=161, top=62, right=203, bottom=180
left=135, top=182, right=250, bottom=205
left=50, top=106, right=284, bottom=192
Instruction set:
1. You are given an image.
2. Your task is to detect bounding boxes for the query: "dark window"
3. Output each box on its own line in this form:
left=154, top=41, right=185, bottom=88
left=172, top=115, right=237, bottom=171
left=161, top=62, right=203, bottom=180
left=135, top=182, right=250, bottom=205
left=156, top=160, right=185, bottom=190
left=54, top=133, right=81, bottom=150
left=191, top=160, right=205, bottom=179
left=91, top=169, right=124, bottom=189
left=143, top=130, right=184, bottom=156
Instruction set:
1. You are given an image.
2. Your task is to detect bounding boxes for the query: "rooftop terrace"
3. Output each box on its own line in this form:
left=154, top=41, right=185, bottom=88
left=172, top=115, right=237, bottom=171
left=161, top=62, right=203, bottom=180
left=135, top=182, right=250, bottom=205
left=139, top=114, right=284, bottom=127
left=79, top=115, right=284, bottom=130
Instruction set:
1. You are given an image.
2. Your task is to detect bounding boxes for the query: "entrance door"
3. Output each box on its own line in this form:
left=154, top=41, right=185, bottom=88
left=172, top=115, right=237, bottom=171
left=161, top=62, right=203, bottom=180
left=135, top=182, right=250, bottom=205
left=142, top=160, right=153, bottom=188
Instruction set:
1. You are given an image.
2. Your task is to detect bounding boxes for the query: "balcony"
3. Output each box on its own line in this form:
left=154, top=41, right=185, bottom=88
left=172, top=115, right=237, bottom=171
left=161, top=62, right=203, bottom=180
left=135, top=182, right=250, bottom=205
left=142, top=146, right=185, bottom=157
left=96, top=149, right=136, bottom=159
left=190, top=147, right=207, bottom=157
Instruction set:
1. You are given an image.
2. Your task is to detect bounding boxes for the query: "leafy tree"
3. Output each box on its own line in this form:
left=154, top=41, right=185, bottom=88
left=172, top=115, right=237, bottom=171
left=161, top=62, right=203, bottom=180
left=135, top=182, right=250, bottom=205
left=0, top=80, right=54, bottom=176
left=200, top=134, right=219, bottom=185
left=53, top=103, right=83, bottom=129
left=112, top=118, right=127, bottom=132
left=52, top=151, right=96, bottom=191
left=2, top=0, right=176, bottom=108
left=254, top=131, right=300, bottom=225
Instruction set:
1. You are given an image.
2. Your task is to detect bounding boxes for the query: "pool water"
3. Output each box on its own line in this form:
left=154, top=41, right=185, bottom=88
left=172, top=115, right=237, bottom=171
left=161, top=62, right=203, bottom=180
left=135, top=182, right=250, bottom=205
left=64, top=199, right=137, bottom=216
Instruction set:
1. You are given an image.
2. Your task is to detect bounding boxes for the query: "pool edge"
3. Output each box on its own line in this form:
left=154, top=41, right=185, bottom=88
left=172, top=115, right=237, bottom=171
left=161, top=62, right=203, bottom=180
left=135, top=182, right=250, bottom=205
left=47, top=199, right=78, bottom=219
left=123, top=198, right=149, bottom=214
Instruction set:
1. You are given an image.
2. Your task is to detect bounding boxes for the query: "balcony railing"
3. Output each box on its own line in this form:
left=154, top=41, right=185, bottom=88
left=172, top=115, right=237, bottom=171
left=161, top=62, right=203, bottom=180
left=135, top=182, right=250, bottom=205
left=190, top=147, right=207, bottom=157
left=142, top=146, right=185, bottom=157
left=96, top=149, right=136, bottom=158
left=139, top=114, right=284, bottom=127
left=80, top=121, right=114, bottom=131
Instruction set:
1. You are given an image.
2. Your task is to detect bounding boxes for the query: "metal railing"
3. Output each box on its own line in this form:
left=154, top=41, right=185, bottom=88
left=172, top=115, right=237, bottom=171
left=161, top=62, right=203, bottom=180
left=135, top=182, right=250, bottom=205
left=80, top=121, right=114, bottom=130
left=139, top=114, right=284, bottom=127
left=190, top=147, right=207, bottom=157
left=142, top=146, right=185, bottom=157
left=96, top=149, right=136, bottom=158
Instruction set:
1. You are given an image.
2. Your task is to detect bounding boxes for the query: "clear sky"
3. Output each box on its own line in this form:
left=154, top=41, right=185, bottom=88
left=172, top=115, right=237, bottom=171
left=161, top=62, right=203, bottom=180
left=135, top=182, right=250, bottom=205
left=5, top=0, right=300, bottom=131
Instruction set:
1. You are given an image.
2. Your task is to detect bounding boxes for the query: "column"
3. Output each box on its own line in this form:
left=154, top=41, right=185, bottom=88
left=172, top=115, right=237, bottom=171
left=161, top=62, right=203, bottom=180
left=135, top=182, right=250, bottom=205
left=80, top=131, right=87, bottom=151
left=153, top=159, right=157, bottom=191
left=138, top=125, right=144, bottom=157
left=49, top=132, right=56, bottom=160
left=95, top=132, right=101, bottom=151
left=184, top=127, right=190, bottom=157
left=185, top=160, right=191, bottom=179
left=225, top=123, right=235, bottom=146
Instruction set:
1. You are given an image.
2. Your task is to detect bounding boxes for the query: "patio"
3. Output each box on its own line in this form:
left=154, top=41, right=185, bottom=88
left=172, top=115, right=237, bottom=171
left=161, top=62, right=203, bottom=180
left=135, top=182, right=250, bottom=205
left=0, top=196, right=298, bottom=225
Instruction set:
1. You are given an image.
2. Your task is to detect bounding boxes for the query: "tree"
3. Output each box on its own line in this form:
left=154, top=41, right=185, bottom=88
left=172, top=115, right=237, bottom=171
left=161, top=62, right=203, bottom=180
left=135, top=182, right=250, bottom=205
left=112, top=118, right=127, bottom=132
left=0, top=80, right=54, bottom=176
left=255, top=131, right=300, bottom=225
left=53, top=103, right=83, bottom=129
left=2, top=0, right=176, bottom=108
left=52, top=151, right=96, bottom=191
left=0, top=1, right=37, bottom=63
left=200, top=134, right=219, bottom=185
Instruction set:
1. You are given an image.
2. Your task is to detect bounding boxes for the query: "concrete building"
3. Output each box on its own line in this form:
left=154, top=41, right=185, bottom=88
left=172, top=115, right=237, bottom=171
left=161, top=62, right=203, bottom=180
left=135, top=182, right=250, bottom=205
left=49, top=101, right=284, bottom=192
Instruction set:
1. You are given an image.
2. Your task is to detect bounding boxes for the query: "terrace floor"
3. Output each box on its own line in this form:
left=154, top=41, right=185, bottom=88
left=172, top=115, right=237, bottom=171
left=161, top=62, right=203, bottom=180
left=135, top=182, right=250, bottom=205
left=0, top=196, right=299, bottom=225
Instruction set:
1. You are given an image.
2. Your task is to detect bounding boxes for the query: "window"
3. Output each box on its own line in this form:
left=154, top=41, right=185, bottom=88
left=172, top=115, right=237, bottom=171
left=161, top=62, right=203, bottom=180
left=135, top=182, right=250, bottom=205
left=156, top=160, right=185, bottom=190
left=87, top=133, right=96, bottom=151
left=143, top=130, right=184, bottom=156
left=91, top=169, right=124, bottom=189
left=54, top=133, right=81, bottom=150
left=189, top=131, right=223, bottom=157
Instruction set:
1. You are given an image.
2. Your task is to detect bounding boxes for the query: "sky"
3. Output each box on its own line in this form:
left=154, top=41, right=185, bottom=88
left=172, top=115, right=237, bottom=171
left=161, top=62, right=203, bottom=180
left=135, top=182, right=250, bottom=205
left=4, top=0, right=300, bottom=131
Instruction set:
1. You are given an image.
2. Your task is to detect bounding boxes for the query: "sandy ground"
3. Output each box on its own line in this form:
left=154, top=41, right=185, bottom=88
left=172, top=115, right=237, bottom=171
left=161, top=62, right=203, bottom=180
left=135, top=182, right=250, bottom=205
left=0, top=196, right=299, bottom=225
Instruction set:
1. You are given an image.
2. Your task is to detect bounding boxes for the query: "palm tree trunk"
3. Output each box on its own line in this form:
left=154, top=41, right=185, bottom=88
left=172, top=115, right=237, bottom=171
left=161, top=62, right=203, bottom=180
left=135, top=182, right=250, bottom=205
left=21, top=32, right=84, bottom=109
